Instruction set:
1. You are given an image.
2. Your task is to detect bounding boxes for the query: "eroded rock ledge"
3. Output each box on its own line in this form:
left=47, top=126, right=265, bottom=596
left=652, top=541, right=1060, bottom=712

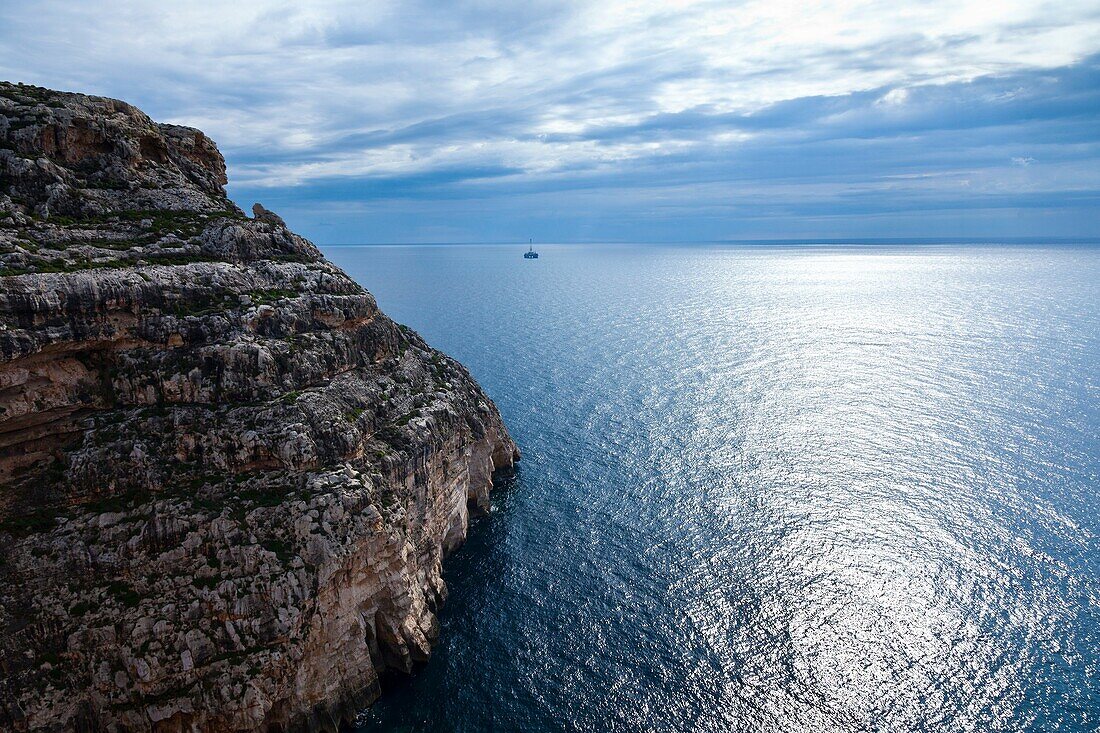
left=0, top=81, right=518, bottom=731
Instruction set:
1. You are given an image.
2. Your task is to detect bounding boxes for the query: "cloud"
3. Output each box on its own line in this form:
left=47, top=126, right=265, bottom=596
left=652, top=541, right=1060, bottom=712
left=1, top=0, right=1099, bottom=240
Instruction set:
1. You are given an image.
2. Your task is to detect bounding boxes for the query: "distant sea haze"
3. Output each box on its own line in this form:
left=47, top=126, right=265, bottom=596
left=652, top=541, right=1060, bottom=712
left=327, top=243, right=1100, bottom=733
left=319, top=237, right=1100, bottom=248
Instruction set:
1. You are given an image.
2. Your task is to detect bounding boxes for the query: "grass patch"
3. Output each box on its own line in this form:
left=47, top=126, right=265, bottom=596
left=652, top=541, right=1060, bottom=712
left=193, top=576, right=219, bottom=591
left=248, top=288, right=298, bottom=305
left=261, top=538, right=295, bottom=563
left=0, top=507, right=63, bottom=535
left=82, top=488, right=151, bottom=515
left=107, top=581, right=141, bottom=608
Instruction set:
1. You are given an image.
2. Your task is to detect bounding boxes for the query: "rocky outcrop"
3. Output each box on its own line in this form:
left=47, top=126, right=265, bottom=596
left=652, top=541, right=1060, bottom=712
left=0, top=82, right=518, bottom=731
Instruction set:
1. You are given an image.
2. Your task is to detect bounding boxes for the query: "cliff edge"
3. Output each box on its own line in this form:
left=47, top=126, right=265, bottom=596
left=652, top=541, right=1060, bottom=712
left=0, top=82, right=519, bottom=731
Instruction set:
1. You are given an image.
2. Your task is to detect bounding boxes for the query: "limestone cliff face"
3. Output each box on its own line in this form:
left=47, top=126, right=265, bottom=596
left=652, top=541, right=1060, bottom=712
left=0, top=82, right=518, bottom=731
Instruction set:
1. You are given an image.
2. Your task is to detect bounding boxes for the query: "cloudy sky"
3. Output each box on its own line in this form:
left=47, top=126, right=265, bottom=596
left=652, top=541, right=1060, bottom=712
left=3, top=1, right=1099, bottom=242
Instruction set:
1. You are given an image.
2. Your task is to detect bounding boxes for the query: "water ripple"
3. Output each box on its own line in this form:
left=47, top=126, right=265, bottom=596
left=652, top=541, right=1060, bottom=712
left=326, top=244, right=1100, bottom=733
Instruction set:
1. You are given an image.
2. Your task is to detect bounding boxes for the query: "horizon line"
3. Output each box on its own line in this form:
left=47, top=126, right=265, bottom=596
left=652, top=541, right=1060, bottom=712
left=317, top=237, right=1100, bottom=247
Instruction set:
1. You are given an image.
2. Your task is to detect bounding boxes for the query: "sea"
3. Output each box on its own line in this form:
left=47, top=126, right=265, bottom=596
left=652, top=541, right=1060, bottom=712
left=321, top=243, right=1100, bottom=733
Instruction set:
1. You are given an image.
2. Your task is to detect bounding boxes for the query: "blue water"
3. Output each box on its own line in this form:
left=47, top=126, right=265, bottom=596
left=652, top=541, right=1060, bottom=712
left=323, top=244, right=1100, bottom=733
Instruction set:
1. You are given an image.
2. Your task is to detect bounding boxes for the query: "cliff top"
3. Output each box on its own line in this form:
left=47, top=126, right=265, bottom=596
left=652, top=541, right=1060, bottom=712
left=0, top=80, right=229, bottom=221
left=0, top=81, right=320, bottom=284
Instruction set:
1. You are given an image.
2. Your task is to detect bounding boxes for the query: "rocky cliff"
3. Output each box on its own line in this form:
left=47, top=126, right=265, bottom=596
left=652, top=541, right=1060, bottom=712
left=0, top=82, right=518, bottom=731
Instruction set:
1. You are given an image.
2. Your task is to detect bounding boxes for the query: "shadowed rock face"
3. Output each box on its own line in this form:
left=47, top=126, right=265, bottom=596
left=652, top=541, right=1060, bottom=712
left=0, top=81, right=518, bottom=732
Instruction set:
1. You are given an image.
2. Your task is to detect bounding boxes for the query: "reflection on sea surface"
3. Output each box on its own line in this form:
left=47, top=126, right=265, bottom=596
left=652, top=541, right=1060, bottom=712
left=324, top=243, right=1100, bottom=733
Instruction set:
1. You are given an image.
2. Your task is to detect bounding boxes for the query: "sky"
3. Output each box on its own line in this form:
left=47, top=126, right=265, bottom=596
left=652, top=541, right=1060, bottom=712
left=2, top=0, right=1100, bottom=243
